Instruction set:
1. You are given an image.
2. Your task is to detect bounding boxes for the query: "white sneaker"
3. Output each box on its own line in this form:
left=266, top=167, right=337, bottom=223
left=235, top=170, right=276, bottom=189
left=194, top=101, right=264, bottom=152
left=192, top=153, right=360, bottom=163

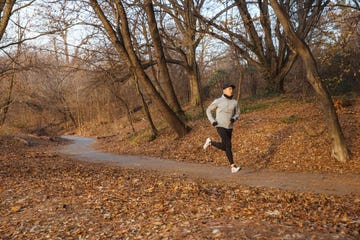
left=231, top=165, right=241, bottom=173
left=203, top=138, right=211, bottom=150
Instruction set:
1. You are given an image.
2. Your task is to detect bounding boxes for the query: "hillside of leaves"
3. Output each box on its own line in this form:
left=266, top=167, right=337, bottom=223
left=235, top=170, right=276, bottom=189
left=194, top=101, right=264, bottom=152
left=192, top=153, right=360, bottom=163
left=0, top=135, right=359, bottom=239
left=97, top=96, right=360, bottom=175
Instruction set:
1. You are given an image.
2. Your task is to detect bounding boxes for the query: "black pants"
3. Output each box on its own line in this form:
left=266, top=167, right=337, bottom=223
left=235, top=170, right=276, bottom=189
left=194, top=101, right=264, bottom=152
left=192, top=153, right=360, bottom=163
left=212, top=127, right=234, bottom=165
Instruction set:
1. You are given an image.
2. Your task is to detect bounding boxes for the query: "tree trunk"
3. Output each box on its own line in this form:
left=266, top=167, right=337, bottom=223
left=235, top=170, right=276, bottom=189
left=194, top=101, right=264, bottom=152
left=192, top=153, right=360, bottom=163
left=144, top=0, right=184, bottom=117
left=273, top=51, right=298, bottom=94
left=141, top=21, right=166, bottom=100
left=134, top=73, right=158, bottom=138
left=230, top=45, right=244, bottom=99
left=132, top=62, right=190, bottom=137
left=0, top=0, right=16, bottom=41
left=188, top=68, right=202, bottom=107
left=160, top=0, right=204, bottom=110
left=250, top=73, right=257, bottom=97
left=60, top=95, right=78, bottom=128
left=0, top=72, right=14, bottom=125
left=270, top=0, right=349, bottom=162
left=1, top=11, right=21, bottom=126
left=187, top=47, right=204, bottom=112
left=235, top=60, right=243, bottom=100
left=111, top=89, right=136, bottom=133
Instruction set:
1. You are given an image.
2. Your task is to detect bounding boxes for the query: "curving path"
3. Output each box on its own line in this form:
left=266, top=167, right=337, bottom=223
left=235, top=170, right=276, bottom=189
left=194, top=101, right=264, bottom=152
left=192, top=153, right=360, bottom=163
left=59, top=136, right=360, bottom=196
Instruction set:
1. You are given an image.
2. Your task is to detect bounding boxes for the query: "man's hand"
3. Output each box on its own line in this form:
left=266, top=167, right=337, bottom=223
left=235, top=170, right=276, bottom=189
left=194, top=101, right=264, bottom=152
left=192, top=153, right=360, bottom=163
left=212, top=121, right=218, bottom=126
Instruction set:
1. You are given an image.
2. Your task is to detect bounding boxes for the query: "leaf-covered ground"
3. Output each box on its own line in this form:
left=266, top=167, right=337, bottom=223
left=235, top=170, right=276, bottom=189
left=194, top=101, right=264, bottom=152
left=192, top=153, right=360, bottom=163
left=99, top=96, right=360, bottom=174
left=0, top=136, right=359, bottom=239
left=1, top=96, right=360, bottom=239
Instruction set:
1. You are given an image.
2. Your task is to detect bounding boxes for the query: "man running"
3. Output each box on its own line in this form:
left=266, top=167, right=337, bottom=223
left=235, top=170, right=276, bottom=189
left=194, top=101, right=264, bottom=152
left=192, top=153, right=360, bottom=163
left=203, top=82, right=241, bottom=173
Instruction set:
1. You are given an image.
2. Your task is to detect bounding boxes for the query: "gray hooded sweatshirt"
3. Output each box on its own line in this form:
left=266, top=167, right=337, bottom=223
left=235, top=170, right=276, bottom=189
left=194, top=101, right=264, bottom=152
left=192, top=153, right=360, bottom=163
left=206, top=95, right=240, bottom=129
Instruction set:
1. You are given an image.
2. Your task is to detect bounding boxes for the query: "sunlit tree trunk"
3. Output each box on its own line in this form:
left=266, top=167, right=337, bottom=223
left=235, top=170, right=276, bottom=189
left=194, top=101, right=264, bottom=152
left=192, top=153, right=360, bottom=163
left=270, top=0, right=349, bottom=162
left=0, top=0, right=16, bottom=41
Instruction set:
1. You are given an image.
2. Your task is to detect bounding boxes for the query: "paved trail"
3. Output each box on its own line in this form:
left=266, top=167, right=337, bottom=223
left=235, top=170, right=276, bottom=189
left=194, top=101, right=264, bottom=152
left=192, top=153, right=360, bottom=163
left=59, top=136, right=360, bottom=196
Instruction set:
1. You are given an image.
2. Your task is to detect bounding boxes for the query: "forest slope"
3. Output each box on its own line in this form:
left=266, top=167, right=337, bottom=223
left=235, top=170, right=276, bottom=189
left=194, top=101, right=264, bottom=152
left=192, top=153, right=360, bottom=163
left=97, top=96, right=360, bottom=174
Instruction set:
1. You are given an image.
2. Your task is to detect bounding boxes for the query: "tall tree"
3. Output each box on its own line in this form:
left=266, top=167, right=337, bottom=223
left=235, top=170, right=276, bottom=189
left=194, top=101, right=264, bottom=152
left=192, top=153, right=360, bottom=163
left=143, top=0, right=184, bottom=116
left=0, top=11, right=22, bottom=125
left=156, top=0, right=205, bottom=109
left=89, top=0, right=189, bottom=137
left=1, top=1, right=37, bottom=125
left=198, top=0, right=327, bottom=94
left=269, top=0, right=349, bottom=162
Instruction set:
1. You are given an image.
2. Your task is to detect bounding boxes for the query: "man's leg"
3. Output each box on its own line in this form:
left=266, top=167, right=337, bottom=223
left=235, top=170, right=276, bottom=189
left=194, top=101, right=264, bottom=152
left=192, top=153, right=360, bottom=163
left=223, top=128, right=234, bottom=165
left=211, top=127, right=226, bottom=150
left=212, top=127, right=234, bottom=165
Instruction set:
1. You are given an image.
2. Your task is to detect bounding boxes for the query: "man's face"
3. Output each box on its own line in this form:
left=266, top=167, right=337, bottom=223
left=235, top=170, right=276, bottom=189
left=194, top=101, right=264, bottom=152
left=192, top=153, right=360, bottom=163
left=223, top=86, right=234, bottom=96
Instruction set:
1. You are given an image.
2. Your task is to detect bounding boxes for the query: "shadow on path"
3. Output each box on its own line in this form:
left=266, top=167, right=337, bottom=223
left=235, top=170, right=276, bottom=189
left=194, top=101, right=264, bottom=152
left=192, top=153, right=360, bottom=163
left=59, top=136, right=360, bottom=196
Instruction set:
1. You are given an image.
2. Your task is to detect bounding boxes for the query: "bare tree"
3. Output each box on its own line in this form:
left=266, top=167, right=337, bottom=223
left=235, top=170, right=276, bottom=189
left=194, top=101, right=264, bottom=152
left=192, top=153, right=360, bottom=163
left=269, top=0, right=349, bottom=162
left=89, top=0, right=190, bottom=137
left=156, top=0, right=205, bottom=109
left=197, top=1, right=327, bottom=94
left=1, top=1, right=46, bottom=51
left=1, top=6, right=38, bottom=126
left=0, top=11, right=22, bottom=125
